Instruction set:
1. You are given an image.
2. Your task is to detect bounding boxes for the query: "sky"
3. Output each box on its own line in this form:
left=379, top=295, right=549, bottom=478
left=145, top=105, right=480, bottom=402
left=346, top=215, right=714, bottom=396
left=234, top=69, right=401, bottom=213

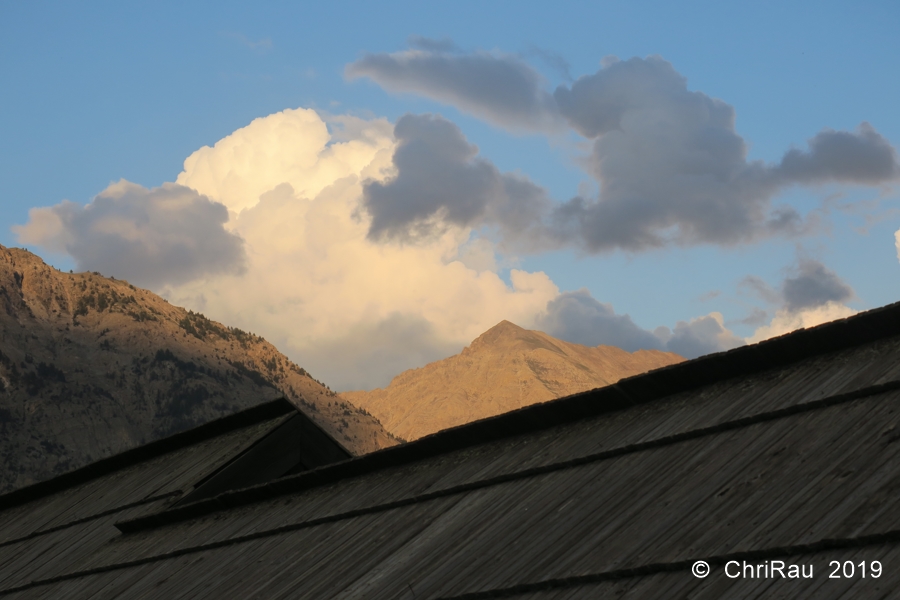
left=2, top=1, right=899, bottom=391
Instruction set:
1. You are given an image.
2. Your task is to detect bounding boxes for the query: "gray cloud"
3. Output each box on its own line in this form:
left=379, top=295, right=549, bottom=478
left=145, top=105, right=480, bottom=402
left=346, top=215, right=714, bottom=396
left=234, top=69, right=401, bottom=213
left=782, top=259, right=854, bottom=312
left=554, top=56, right=698, bottom=138
left=776, top=124, right=899, bottom=185
left=534, top=290, right=663, bottom=353
left=663, top=314, right=744, bottom=358
left=16, top=180, right=246, bottom=289
left=350, top=47, right=899, bottom=253
left=737, top=307, right=769, bottom=327
left=346, top=48, right=559, bottom=131
left=551, top=58, right=897, bottom=251
left=740, top=258, right=855, bottom=315
left=407, top=35, right=459, bottom=54
left=525, top=45, right=573, bottom=82
left=738, top=275, right=782, bottom=304
left=550, top=56, right=805, bottom=251
left=536, top=289, right=744, bottom=358
left=362, top=114, right=551, bottom=245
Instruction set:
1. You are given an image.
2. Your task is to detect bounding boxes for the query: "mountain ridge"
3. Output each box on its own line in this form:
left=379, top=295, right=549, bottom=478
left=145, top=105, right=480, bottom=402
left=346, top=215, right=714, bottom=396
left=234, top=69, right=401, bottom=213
left=341, top=320, right=684, bottom=441
left=0, top=245, right=398, bottom=493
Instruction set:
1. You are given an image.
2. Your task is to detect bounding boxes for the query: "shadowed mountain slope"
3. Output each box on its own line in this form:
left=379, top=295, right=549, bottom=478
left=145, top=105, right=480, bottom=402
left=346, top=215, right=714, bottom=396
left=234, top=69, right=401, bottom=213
left=341, top=320, right=683, bottom=441
left=0, top=245, right=398, bottom=493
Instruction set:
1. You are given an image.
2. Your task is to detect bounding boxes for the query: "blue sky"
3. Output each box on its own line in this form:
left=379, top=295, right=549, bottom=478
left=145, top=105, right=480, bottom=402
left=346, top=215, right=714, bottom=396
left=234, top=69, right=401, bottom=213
left=2, top=1, right=899, bottom=389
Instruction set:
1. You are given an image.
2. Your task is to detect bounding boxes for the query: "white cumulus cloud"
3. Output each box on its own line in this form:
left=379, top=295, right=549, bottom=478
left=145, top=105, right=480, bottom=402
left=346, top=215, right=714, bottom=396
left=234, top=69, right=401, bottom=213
left=176, top=108, right=396, bottom=214
left=163, top=109, right=560, bottom=390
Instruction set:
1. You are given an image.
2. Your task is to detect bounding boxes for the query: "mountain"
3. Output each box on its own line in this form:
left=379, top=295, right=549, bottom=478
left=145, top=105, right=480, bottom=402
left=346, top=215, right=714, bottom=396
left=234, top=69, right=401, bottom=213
left=340, top=320, right=684, bottom=442
left=0, top=245, right=398, bottom=493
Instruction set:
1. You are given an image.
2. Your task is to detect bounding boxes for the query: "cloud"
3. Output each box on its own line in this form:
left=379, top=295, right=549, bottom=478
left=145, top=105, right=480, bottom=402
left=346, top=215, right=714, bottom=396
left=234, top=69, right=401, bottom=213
left=558, top=58, right=900, bottom=252
left=296, top=313, right=461, bottom=391
left=747, top=302, right=857, bottom=343
left=737, top=307, right=769, bottom=327
left=782, top=259, right=854, bottom=312
left=663, top=313, right=744, bottom=358
left=361, top=113, right=551, bottom=246
left=535, top=289, right=743, bottom=358
left=738, top=275, right=782, bottom=304
left=407, top=35, right=459, bottom=53
left=350, top=48, right=899, bottom=253
left=741, top=257, right=855, bottom=314
left=14, top=181, right=246, bottom=288
left=550, top=56, right=808, bottom=251
left=525, top=45, right=573, bottom=82
left=535, top=290, right=663, bottom=352
left=346, top=47, right=560, bottom=131
left=744, top=257, right=857, bottom=343
left=176, top=108, right=395, bottom=214
left=775, top=123, right=899, bottom=185
left=895, top=229, right=900, bottom=262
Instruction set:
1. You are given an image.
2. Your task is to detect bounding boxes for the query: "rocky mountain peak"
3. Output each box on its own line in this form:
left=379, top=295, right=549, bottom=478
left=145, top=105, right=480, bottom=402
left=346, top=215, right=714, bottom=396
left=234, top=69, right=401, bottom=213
left=467, top=320, right=565, bottom=355
left=341, top=322, right=684, bottom=442
left=0, top=245, right=398, bottom=493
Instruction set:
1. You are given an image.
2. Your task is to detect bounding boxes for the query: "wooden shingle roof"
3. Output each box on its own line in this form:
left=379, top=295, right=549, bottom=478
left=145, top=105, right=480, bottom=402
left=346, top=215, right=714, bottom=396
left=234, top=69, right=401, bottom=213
left=3, top=302, right=900, bottom=598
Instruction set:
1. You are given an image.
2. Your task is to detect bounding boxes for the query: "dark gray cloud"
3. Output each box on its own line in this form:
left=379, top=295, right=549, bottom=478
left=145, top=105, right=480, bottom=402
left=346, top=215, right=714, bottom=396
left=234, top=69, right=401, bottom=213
left=782, top=259, right=854, bottom=312
left=17, top=180, right=246, bottom=289
left=346, top=48, right=559, bottom=131
left=362, top=114, right=550, bottom=244
left=350, top=47, right=899, bottom=253
left=535, top=289, right=744, bottom=358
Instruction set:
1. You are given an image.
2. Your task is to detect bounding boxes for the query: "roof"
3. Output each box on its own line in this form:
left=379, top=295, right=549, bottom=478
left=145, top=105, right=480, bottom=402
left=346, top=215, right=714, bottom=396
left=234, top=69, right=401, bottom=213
left=3, top=302, right=900, bottom=598
left=0, top=398, right=297, bottom=513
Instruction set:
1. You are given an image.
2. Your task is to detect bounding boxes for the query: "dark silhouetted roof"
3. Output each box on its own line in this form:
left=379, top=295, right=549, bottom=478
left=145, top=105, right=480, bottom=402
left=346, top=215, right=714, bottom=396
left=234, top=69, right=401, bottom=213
left=3, top=302, right=900, bottom=598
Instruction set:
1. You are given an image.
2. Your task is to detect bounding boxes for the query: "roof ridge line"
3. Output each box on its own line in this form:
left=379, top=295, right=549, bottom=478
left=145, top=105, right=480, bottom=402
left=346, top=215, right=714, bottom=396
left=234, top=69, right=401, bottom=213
left=7, top=299, right=899, bottom=522
left=0, top=398, right=296, bottom=511
left=115, top=377, right=900, bottom=534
